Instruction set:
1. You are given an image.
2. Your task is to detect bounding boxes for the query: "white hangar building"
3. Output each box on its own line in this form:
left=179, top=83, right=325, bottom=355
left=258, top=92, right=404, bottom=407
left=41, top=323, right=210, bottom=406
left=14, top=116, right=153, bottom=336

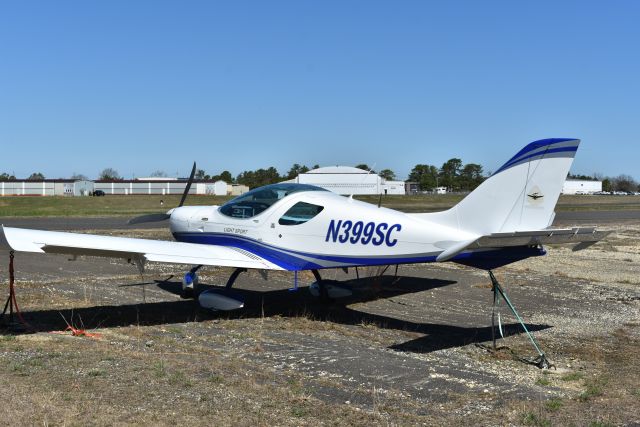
left=289, top=166, right=406, bottom=195
left=562, top=179, right=602, bottom=195
left=0, top=179, right=249, bottom=197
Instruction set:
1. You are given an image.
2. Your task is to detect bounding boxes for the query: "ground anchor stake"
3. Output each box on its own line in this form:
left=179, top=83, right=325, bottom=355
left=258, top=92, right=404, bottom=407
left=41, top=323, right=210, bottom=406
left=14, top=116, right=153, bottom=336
left=488, top=270, right=553, bottom=369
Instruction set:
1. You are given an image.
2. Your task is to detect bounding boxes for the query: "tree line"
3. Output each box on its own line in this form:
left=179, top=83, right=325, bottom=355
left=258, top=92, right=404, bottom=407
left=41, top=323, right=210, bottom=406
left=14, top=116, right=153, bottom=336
left=602, top=175, right=639, bottom=193
left=408, top=158, right=485, bottom=192
left=2, top=165, right=639, bottom=193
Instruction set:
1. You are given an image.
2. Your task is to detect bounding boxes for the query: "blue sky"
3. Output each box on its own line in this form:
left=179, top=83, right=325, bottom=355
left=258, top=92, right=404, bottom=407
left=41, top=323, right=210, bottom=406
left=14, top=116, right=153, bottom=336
left=1, top=1, right=639, bottom=180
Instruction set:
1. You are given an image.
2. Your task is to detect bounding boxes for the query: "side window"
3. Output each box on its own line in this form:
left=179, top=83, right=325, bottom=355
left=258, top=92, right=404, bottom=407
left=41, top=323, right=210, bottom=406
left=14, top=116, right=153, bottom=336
left=278, top=202, right=324, bottom=226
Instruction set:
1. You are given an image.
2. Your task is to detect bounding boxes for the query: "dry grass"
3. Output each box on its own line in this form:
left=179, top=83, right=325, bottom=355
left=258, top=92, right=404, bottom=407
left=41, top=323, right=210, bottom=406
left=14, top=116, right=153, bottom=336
left=0, top=194, right=232, bottom=217
left=0, top=193, right=639, bottom=217
left=513, top=327, right=640, bottom=426
left=0, top=327, right=409, bottom=426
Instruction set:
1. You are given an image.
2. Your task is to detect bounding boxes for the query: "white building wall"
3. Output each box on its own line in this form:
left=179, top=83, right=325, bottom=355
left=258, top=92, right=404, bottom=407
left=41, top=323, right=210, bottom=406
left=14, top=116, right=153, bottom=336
left=213, top=181, right=228, bottom=196
left=1, top=180, right=219, bottom=196
left=562, top=180, right=602, bottom=194
left=229, top=184, right=249, bottom=196
left=0, top=181, right=57, bottom=196
left=381, top=181, right=406, bottom=195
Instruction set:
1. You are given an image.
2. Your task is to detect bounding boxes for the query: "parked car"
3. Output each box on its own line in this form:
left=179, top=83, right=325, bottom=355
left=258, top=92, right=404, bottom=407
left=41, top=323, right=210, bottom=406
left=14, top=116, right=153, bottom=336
left=93, top=190, right=105, bottom=196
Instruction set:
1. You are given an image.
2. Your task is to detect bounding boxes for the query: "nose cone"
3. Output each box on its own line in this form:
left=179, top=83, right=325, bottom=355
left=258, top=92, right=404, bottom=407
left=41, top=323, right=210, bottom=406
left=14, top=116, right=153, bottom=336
left=168, top=206, right=197, bottom=233
left=169, top=205, right=218, bottom=234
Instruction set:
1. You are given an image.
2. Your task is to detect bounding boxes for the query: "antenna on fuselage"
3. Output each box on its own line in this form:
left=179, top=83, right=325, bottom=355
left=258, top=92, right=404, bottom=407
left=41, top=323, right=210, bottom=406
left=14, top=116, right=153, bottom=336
left=354, top=162, right=378, bottom=205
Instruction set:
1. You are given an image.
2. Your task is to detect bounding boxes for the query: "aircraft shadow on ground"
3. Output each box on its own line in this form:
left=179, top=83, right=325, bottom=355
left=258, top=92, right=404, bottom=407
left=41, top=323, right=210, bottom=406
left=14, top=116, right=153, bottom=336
left=2, top=275, right=550, bottom=354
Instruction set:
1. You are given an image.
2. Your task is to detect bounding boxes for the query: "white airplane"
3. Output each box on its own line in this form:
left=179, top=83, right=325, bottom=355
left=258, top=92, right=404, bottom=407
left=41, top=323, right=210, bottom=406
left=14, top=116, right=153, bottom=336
left=0, top=138, right=608, bottom=328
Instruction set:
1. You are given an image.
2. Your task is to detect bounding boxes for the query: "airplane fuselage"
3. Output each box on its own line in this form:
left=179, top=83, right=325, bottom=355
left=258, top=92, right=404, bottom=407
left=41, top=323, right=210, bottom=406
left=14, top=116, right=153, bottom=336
left=169, top=190, right=476, bottom=271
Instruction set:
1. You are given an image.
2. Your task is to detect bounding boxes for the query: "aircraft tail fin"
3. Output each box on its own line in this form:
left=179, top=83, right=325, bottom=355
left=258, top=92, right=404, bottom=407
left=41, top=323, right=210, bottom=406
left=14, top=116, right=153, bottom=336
left=421, top=138, right=580, bottom=235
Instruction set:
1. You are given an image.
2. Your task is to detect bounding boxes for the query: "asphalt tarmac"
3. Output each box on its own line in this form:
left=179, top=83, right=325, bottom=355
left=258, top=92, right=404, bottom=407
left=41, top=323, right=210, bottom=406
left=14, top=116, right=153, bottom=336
left=1, top=209, right=638, bottom=232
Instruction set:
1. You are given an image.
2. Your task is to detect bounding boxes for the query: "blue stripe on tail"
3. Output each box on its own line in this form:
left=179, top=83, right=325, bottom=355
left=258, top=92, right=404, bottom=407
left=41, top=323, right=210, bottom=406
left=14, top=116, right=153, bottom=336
left=493, top=138, right=579, bottom=175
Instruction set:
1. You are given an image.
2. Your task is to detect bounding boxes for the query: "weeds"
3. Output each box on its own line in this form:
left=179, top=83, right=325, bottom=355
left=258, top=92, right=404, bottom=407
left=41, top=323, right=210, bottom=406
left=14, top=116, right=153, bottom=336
left=9, top=361, right=31, bottom=376
left=153, top=360, right=167, bottom=378
left=561, top=372, right=584, bottom=381
left=207, top=372, right=224, bottom=384
left=544, top=398, right=563, bottom=411
left=521, top=411, right=551, bottom=427
left=287, top=377, right=307, bottom=397
left=169, top=370, right=192, bottom=387
left=535, top=375, right=551, bottom=386
left=579, top=377, right=608, bottom=401
left=291, top=404, right=308, bottom=417
left=87, top=368, right=106, bottom=377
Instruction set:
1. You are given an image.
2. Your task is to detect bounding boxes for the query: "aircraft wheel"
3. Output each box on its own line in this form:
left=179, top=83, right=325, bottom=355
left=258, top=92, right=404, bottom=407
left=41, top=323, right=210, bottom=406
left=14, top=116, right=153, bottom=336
left=308, top=281, right=332, bottom=303
left=181, top=271, right=199, bottom=298
left=309, top=281, right=353, bottom=302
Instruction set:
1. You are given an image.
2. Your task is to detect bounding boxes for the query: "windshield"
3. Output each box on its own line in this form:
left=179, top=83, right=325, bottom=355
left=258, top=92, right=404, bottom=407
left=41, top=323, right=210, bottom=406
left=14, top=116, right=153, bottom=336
left=219, top=183, right=328, bottom=219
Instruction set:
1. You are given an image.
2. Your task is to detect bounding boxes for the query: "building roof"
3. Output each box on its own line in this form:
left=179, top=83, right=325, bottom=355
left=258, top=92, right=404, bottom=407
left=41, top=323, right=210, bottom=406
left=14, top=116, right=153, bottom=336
left=305, top=166, right=369, bottom=174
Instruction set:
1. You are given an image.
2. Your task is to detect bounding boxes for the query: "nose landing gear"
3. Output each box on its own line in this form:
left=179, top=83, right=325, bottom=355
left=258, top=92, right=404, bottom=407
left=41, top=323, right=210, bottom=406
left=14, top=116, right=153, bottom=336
left=181, top=265, right=202, bottom=299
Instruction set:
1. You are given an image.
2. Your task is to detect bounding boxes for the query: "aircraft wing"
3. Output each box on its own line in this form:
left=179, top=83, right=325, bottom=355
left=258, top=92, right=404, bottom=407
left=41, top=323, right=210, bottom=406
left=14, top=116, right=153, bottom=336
left=0, top=226, right=283, bottom=271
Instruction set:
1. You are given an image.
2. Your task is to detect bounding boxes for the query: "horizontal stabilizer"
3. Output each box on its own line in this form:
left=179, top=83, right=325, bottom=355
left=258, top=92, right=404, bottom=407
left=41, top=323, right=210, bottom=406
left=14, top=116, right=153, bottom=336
left=471, top=227, right=611, bottom=249
left=434, top=227, right=610, bottom=263
left=436, top=238, right=478, bottom=262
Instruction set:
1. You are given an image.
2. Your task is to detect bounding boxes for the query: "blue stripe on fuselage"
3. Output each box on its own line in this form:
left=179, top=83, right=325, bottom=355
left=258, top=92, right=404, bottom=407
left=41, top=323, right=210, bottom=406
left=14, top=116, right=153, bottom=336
left=172, top=232, right=545, bottom=271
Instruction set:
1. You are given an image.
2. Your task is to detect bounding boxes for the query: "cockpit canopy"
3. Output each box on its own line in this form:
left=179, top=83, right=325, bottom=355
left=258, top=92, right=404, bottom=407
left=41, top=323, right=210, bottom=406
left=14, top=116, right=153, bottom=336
left=219, top=183, right=328, bottom=219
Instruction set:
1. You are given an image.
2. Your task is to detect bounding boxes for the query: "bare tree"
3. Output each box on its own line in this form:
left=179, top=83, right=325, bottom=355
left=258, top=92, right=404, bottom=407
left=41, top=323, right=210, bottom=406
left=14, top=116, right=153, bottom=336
left=612, top=174, right=637, bottom=192
left=99, top=168, right=121, bottom=180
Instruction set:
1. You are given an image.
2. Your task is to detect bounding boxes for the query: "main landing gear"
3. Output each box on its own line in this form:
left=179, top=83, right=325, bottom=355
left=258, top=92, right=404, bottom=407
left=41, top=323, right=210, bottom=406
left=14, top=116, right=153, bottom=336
left=308, top=269, right=353, bottom=300
left=181, top=265, right=246, bottom=312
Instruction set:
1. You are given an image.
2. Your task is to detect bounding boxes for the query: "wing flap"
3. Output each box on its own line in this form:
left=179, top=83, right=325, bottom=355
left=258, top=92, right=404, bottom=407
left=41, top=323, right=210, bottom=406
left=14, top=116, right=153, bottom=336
left=1, top=225, right=282, bottom=270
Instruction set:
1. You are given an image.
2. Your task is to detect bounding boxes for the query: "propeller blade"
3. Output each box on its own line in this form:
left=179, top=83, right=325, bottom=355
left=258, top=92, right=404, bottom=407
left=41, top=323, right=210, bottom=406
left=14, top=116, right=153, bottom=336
left=178, top=161, right=197, bottom=208
left=128, top=162, right=194, bottom=225
left=128, top=213, right=171, bottom=225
